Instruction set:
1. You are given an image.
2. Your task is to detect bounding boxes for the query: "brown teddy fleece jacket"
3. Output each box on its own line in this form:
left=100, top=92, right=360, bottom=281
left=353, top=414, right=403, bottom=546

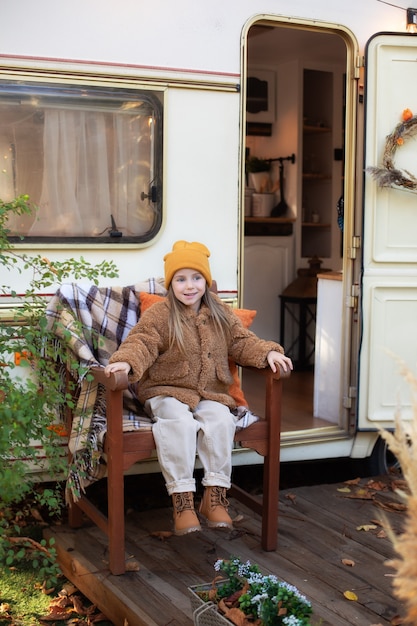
left=108, top=295, right=284, bottom=410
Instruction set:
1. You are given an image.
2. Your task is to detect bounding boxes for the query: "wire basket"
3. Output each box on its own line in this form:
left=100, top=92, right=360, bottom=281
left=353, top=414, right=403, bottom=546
left=188, top=581, right=231, bottom=626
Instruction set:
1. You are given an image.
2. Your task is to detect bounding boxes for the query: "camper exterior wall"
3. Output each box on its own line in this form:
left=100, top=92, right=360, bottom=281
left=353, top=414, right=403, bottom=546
left=0, top=1, right=410, bottom=70
left=0, top=0, right=413, bottom=294
left=2, top=1, right=417, bottom=473
left=0, top=80, right=241, bottom=293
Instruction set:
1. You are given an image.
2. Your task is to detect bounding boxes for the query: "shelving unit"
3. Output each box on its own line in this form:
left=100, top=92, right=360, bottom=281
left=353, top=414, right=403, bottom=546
left=301, top=69, right=334, bottom=260
left=244, top=216, right=295, bottom=237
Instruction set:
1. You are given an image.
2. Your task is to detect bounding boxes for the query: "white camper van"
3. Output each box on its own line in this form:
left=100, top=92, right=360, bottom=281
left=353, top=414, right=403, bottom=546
left=1, top=0, right=417, bottom=476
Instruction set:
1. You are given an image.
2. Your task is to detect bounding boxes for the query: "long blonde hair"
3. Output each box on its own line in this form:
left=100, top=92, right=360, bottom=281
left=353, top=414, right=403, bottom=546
left=167, top=286, right=232, bottom=354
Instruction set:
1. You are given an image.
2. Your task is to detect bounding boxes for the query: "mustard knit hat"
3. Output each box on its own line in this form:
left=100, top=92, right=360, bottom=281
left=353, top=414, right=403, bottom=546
left=164, top=240, right=212, bottom=288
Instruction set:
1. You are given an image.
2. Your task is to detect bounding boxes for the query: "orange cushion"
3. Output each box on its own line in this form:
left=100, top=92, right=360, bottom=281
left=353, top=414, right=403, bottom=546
left=138, top=292, right=256, bottom=406
left=139, top=292, right=166, bottom=311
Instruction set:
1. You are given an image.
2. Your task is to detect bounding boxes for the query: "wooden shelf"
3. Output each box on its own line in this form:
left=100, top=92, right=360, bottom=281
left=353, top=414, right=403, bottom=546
left=303, top=124, right=331, bottom=134
left=302, top=222, right=331, bottom=228
left=302, top=69, right=334, bottom=260
left=302, top=173, right=331, bottom=180
left=244, top=216, right=295, bottom=237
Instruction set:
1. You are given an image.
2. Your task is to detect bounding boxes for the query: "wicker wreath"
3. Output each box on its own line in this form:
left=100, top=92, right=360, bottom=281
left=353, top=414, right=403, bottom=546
left=367, top=108, right=417, bottom=191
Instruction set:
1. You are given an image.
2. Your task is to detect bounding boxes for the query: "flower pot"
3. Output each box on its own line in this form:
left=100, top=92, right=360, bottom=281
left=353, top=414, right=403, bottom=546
left=244, top=187, right=255, bottom=216
left=251, top=192, right=275, bottom=217
left=190, top=558, right=312, bottom=625
left=188, top=581, right=231, bottom=626
left=248, top=171, right=270, bottom=193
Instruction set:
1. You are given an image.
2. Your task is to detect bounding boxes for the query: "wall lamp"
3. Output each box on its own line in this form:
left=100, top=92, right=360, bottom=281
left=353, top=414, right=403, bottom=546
left=407, top=8, right=417, bottom=33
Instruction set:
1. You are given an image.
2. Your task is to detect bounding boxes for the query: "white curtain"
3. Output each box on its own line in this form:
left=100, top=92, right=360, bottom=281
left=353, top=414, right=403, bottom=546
left=3, top=104, right=154, bottom=238
left=29, top=110, right=112, bottom=236
left=111, top=113, right=153, bottom=236
left=0, top=139, right=15, bottom=201
left=1, top=111, right=43, bottom=234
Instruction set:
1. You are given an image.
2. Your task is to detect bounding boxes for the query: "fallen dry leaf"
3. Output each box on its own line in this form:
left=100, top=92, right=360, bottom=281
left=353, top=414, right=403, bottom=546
left=356, top=524, right=378, bottom=532
left=85, top=603, right=98, bottom=616
left=91, top=612, right=110, bottom=623
left=337, top=486, right=351, bottom=493
left=49, top=595, right=71, bottom=609
left=41, top=581, right=56, bottom=595
left=39, top=605, right=74, bottom=622
left=207, top=587, right=218, bottom=602
left=374, top=501, right=407, bottom=513
left=218, top=598, right=259, bottom=625
left=125, top=560, right=140, bottom=572
left=344, top=489, right=375, bottom=500
left=150, top=530, right=174, bottom=540
left=341, top=558, right=355, bottom=567
left=30, top=507, right=45, bottom=522
left=278, top=603, right=288, bottom=616
left=343, top=590, right=358, bottom=601
left=71, top=595, right=87, bottom=615
left=344, top=477, right=361, bottom=485
left=285, top=493, right=297, bottom=503
left=376, top=529, right=387, bottom=538
left=60, top=582, right=78, bottom=596
left=390, top=479, right=409, bottom=494
left=370, top=518, right=386, bottom=527
left=366, top=480, right=387, bottom=491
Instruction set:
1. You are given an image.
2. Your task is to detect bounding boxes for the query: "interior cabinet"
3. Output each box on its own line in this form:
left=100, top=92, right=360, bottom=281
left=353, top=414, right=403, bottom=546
left=314, top=272, right=343, bottom=422
left=301, top=69, right=334, bottom=260
left=243, top=236, right=295, bottom=342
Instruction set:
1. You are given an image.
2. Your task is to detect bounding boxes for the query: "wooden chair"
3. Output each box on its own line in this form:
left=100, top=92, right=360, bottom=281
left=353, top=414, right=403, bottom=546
left=67, top=363, right=288, bottom=575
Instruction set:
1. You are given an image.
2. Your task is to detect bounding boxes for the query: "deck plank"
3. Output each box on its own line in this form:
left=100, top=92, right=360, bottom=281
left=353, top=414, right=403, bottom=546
left=46, top=474, right=405, bottom=626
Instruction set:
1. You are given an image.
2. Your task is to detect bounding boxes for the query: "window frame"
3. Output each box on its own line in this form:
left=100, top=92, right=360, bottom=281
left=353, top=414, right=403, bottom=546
left=1, top=76, right=164, bottom=247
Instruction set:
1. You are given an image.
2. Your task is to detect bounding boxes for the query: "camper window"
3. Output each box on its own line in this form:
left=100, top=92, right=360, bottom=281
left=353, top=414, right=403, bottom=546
left=0, top=80, right=163, bottom=244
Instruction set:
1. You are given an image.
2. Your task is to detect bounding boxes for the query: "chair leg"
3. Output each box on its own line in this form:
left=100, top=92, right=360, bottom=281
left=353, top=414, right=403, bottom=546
left=68, top=500, right=84, bottom=528
left=107, top=475, right=126, bottom=575
left=106, top=388, right=127, bottom=575
left=260, top=374, right=282, bottom=551
left=261, top=450, right=279, bottom=550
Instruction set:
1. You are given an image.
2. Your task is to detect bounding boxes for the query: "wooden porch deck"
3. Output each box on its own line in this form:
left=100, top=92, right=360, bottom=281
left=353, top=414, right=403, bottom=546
left=45, top=471, right=406, bottom=626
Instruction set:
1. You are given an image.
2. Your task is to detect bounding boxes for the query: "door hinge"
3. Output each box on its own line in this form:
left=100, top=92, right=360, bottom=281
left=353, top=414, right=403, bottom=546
left=355, top=55, right=365, bottom=78
left=348, top=235, right=361, bottom=259
left=343, top=386, right=357, bottom=409
left=347, top=283, right=360, bottom=312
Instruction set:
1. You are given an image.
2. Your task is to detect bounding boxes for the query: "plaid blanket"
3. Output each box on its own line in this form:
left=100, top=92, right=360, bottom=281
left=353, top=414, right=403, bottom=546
left=45, top=278, right=166, bottom=499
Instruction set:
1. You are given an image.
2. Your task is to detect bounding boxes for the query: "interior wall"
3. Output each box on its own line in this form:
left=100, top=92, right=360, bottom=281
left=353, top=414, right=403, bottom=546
left=246, top=59, right=300, bottom=225
left=246, top=27, right=347, bottom=273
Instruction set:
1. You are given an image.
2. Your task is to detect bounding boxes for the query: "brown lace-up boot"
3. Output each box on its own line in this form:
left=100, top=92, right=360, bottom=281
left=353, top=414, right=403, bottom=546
left=172, top=492, right=201, bottom=535
left=199, top=486, right=233, bottom=529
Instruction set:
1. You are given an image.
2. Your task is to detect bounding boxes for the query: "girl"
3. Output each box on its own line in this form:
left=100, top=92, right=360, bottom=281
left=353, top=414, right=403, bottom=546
left=104, top=240, right=292, bottom=535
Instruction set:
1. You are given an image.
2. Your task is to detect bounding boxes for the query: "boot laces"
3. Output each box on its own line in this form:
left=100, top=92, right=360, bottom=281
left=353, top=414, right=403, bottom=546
left=210, top=486, right=229, bottom=509
left=173, top=492, right=194, bottom=513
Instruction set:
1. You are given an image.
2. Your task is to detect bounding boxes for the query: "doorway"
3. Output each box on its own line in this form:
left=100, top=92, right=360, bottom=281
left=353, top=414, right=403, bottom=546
left=241, top=19, right=357, bottom=440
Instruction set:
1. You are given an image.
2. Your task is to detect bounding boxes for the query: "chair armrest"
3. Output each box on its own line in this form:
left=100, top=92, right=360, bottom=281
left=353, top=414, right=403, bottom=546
left=90, top=366, right=129, bottom=391
left=240, top=364, right=291, bottom=381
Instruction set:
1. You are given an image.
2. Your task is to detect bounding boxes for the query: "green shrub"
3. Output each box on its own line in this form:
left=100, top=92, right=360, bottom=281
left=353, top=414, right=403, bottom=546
left=0, top=195, right=118, bottom=578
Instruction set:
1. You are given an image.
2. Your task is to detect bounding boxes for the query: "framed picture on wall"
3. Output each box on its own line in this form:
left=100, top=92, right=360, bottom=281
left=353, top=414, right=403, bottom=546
left=246, top=70, right=275, bottom=123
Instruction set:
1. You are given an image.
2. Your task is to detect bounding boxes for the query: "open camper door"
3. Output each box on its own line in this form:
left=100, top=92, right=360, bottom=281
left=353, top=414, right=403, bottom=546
left=358, top=33, right=417, bottom=430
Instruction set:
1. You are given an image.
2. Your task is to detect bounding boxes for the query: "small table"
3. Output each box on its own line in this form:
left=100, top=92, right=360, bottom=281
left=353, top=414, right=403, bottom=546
left=279, top=263, right=330, bottom=370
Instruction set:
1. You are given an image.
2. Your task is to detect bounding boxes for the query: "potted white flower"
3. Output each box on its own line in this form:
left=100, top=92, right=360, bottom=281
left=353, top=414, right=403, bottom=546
left=246, top=156, right=271, bottom=193
left=189, top=556, right=313, bottom=625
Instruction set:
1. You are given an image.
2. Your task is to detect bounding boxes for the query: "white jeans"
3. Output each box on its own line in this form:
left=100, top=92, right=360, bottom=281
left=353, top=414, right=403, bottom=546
left=144, top=396, right=237, bottom=495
